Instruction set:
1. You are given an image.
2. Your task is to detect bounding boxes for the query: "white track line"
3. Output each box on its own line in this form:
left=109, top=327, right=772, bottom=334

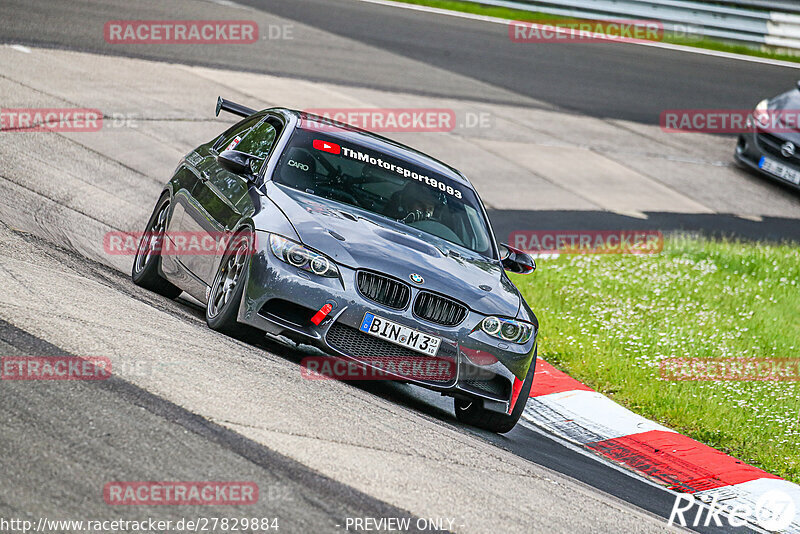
left=524, top=390, right=675, bottom=445
left=354, top=0, right=800, bottom=69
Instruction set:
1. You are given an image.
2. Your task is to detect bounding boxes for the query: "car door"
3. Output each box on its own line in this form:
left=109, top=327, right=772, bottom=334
left=179, top=115, right=279, bottom=287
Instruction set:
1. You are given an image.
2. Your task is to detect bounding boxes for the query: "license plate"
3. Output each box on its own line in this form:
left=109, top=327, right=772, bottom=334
left=759, top=156, right=800, bottom=185
left=359, top=313, right=441, bottom=356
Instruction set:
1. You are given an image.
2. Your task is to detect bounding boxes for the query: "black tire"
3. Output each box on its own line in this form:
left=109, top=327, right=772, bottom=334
left=131, top=192, right=182, bottom=299
left=455, top=349, right=537, bottom=434
left=206, top=229, right=263, bottom=343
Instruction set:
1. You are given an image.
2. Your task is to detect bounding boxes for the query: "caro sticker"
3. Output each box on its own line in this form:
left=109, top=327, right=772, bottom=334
left=288, top=159, right=310, bottom=171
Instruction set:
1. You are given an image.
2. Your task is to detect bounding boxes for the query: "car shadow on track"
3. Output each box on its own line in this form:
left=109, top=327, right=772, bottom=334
left=173, top=295, right=460, bottom=427
left=131, top=292, right=759, bottom=534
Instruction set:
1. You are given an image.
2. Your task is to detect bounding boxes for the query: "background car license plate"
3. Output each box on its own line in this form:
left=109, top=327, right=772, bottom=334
left=359, top=313, right=441, bottom=356
left=759, top=156, right=800, bottom=185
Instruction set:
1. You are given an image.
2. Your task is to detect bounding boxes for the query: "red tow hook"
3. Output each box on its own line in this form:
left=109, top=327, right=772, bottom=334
left=310, top=303, right=333, bottom=326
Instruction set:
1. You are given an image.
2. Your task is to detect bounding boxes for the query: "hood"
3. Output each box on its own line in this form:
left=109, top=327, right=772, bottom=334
left=772, top=89, right=800, bottom=111
left=765, top=89, right=800, bottom=143
left=264, top=183, right=521, bottom=317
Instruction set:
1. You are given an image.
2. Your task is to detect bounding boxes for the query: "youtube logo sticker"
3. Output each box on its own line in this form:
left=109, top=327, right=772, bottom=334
left=313, top=139, right=341, bottom=155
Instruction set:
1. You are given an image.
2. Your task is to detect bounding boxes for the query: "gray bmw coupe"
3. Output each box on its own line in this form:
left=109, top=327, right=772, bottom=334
left=132, top=97, right=538, bottom=433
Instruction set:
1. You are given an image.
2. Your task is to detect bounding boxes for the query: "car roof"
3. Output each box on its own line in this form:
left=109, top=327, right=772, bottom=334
left=270, top=108, right=474, bottom=189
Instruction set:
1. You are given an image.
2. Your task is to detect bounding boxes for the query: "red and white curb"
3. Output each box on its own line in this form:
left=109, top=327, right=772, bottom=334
left=524, top=358, right=800, bottom=533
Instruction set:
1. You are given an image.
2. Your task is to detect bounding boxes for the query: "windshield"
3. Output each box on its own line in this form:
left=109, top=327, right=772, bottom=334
left=272, top=127, right=494, bottom=257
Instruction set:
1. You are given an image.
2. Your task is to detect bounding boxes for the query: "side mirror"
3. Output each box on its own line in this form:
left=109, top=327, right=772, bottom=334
left=796, top=80, right=800, bottom=92
left=217, top=150, right=260, bottom=182
left=498, top=243, right=536, bottom=275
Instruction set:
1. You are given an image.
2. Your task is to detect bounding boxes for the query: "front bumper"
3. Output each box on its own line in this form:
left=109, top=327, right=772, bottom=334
left=735, top=126, right=800, bottom=191
left=237, top=236, right=536, bottom=414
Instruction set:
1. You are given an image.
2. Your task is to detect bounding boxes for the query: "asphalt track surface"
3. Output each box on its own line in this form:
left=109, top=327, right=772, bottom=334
left=1, top=0, right=798, bottom=241
left=0, top=319, right=424, bottom=532
left=0, top=233, right=749, bottom=534
left=234, top=0, right=800, bottom=123
left=0, top=0, right=798, bottom=122
left=0, top=0, right=793, bottom=532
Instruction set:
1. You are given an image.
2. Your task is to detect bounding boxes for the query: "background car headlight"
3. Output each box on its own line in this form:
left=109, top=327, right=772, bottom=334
left=270, top=235, right=339, bottom=278
left=480, top=316, right=534, bottom=344
left=754, top=99, right=770, bottom=127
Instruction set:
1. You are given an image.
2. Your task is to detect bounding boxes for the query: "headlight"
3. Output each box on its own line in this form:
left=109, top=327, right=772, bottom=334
left=269, top=235, right=339, bottom=278
left=754, top=99, right=770, bottom=127
left=480, top=316, right=534, bottom=344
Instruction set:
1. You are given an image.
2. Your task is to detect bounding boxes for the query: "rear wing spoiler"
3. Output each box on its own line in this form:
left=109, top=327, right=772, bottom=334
left=215, top=96, right=256, bottom=118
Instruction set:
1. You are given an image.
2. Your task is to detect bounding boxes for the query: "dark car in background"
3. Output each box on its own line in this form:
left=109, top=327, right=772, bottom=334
left=736, top=81, right=800, bottom=190
left=132, top=98, right=539, bottom=433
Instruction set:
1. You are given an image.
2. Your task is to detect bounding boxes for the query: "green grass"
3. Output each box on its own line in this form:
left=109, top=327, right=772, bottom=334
left=511, top=236, right=800, bottom=483
left=389, top=0, right=800, bottom=63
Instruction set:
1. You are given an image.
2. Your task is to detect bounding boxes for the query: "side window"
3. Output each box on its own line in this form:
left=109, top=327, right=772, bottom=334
left=214, top=115, right=263, bottom=152
left=234, top=121, right=277, bottom=160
